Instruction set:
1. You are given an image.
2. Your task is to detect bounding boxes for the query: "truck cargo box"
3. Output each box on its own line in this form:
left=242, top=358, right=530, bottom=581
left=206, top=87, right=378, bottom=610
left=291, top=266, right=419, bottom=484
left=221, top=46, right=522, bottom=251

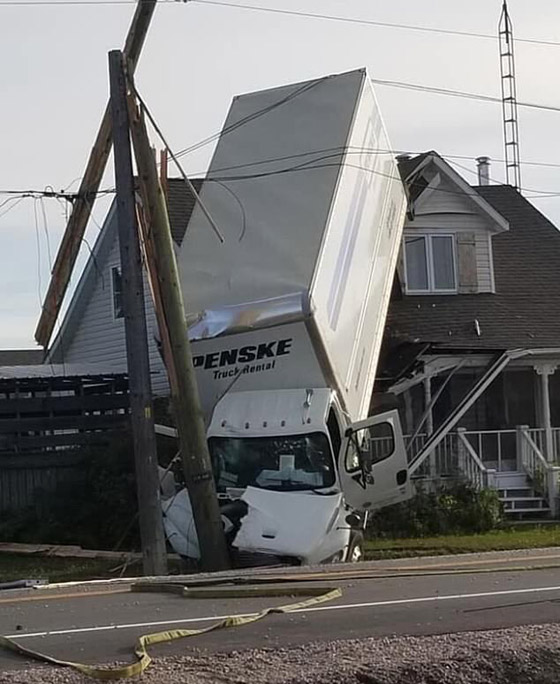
left=178, top=68, right=407, bottom=423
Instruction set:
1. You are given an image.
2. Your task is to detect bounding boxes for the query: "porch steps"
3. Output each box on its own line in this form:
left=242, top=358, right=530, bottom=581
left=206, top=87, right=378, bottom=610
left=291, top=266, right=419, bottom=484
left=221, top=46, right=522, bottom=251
left=500, top=497, right=550, bottom=515
left=497, top=472, right=550, bottom=518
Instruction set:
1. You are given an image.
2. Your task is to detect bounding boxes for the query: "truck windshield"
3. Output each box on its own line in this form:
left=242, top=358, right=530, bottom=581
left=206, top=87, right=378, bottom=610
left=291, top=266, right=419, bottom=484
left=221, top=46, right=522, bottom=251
left=209, top=433, right=335, bottom=492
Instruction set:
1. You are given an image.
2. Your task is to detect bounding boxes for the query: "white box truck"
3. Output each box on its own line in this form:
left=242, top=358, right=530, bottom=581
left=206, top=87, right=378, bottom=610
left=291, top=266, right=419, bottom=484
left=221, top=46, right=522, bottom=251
left=162, top=68, right=412, bottom=566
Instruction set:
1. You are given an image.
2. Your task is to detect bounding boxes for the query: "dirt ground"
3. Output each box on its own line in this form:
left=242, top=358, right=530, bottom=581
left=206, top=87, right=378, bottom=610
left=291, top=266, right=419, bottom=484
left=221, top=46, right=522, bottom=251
left=2, top=623, right=560, bottom=683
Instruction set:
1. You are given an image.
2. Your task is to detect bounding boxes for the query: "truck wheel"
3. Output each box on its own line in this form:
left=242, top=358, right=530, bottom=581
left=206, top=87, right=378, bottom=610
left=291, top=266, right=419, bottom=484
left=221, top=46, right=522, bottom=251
left=347, top=532, right=364, bottom=563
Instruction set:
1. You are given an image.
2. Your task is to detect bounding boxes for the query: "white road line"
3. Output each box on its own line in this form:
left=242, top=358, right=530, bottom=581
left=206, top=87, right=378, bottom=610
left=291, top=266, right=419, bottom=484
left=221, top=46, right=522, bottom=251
left=5, top=584, right=560, bottom=640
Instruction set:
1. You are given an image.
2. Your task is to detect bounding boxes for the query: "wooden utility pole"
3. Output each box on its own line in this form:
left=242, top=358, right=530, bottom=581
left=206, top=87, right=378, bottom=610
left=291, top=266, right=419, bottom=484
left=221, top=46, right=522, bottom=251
left=128, top=94, right=230, bottom=572
left=109, top=50, right=167, bottom=576
left=35, top=0, right=158, bottom=349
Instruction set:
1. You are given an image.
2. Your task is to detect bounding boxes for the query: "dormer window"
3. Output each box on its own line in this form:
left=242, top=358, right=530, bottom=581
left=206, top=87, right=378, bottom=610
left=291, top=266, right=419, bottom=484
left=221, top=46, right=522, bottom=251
left=404, top=234, right=457, bottom=294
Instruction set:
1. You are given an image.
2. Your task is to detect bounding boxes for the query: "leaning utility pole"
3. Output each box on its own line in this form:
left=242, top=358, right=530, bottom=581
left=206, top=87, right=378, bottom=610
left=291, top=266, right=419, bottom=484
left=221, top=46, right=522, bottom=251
left=127, top=91, right=230, bottom=572
left=35, top=0, right=158, bottom=349
left=109, top=50, right=167, bottom=576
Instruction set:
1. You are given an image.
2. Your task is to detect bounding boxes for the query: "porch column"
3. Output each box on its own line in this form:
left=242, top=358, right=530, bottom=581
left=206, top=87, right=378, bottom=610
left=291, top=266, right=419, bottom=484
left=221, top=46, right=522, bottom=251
left=535, top=363, right=557, bottom=463
left=423, top=375, right=435, bottom=474
left=423, top=376, right=434, bottom=435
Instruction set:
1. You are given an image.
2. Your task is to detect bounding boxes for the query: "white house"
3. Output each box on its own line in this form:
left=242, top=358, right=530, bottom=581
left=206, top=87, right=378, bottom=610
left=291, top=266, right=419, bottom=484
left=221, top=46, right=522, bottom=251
left=48, top=153, right=560, bottom=517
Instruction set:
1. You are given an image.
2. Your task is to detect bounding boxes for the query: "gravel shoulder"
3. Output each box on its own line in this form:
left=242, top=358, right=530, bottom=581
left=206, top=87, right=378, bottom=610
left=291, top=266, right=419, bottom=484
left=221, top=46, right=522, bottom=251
left=2, top=623, right=560, bottom=683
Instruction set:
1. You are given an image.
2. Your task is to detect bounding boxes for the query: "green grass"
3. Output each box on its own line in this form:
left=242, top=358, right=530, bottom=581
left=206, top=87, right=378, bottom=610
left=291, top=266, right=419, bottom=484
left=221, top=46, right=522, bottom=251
left=365, top=525, right=560, bottom=560
left=0, top=554, right=142, bottom=584
left=2, top=526, right=559, bottom=582
left=0, top=554, right=186, bottom=584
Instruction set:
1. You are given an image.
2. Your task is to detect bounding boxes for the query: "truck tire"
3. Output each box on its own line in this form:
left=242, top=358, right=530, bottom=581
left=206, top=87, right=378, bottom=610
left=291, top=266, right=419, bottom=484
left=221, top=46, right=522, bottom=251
left=347, top=532, right=364, bottom=563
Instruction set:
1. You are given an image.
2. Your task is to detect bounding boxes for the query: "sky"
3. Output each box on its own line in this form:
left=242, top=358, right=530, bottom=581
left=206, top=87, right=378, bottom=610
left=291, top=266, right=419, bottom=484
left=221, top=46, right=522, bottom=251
left=1, top=0, right=560, bottom=349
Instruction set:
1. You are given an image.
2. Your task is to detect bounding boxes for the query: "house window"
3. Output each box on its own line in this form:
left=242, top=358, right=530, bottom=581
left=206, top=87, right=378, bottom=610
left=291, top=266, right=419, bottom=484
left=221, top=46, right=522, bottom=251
left=404, top=234, right=457, bottom=293
left=111, top=267, right=124, bottom=319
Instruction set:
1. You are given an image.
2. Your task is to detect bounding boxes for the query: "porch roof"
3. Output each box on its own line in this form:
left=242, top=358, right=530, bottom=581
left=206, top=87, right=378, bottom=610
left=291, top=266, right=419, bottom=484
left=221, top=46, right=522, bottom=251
left=385, top=185, right=560, bottom=351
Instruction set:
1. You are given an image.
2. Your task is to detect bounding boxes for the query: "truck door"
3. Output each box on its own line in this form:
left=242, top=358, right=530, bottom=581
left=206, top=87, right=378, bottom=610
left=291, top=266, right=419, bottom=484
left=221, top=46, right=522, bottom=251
left=339, top=410, right=411, bottom=511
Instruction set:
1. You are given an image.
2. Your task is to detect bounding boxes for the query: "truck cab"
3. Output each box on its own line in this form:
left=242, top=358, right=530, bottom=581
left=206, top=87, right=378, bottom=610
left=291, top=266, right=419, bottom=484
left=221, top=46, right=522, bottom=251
left=164, top=388, right=410, bottom=566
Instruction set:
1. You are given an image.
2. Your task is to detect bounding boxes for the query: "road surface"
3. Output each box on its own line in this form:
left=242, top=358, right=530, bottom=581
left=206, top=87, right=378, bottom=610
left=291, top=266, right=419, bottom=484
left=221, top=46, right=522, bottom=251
left=1, top=550, right=560, bottom=672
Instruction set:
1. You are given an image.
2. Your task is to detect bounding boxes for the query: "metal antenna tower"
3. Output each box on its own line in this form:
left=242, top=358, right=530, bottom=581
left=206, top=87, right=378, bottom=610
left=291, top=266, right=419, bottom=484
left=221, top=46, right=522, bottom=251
left=499, top=0, right=522, bottom=191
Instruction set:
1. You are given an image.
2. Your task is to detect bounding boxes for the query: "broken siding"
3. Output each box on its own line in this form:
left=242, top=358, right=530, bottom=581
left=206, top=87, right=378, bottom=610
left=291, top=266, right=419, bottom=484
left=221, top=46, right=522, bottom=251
left=59, top=227, right=169, bottom=395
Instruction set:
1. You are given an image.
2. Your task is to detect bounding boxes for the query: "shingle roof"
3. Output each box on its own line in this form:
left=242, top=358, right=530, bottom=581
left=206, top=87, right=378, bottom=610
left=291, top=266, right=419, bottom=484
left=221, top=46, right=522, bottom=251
left=385, top=185, right=560, bottom=351
left=396, top=152, right=430, bottom=181
left=166, top=178, right=203, bottom=245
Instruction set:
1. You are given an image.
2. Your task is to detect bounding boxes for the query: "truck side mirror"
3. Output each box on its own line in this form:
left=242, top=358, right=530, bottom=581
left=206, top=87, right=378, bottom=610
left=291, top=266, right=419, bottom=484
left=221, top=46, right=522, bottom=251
left=345, top=427, right=353, bottom=438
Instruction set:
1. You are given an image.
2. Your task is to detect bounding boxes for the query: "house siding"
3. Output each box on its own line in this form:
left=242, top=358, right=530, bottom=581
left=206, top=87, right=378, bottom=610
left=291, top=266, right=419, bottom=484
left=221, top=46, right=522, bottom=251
left=404, top=177, right=497, bottom=294
left=58, top=220, right=169, bottom=395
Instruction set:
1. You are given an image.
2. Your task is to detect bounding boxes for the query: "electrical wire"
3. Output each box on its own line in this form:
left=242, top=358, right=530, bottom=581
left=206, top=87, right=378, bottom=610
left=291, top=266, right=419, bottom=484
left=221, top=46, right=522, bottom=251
left=1, top=0, right=560, bottom=51
left=0, top=148, right=558, bottom=210
left=368, top=77, right=560, bottom=114
left=0, top=188, right=115, bottom=198
left=129, top=78, right=252, bottom=243
left=39, top=196, right=53, bottom=269
left=444, top=157, right=559, bottom=198
left=173, top=77, right=560, bottom=167
left=175, top=75, right=328, bottom=159
left=190, top=0, right=560, bottom=49
left=202, top=150, right=556, bottom=201
left=33, top=198, right=43, bottom=309
left=187, top=144, right=560, bottom=177
left=0, top=196, right=26, bottom=220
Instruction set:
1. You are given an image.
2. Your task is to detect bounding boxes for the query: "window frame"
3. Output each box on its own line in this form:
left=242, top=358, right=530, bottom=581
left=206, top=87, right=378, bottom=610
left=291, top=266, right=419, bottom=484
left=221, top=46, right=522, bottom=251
left=403, top=233, right=458, bottom=295
left=111, top=266, right=124, bottom=320
left=344, top=420, right=396, bottom=474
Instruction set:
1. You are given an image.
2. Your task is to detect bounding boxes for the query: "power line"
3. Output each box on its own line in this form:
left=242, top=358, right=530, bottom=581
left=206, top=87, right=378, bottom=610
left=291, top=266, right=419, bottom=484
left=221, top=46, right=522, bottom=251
left=3, top=0, right=559, bottom=50
left=129, top=78, right=247, bottom=243
left=0, top=189, right=115, bottom=199
left=190, top=0, right=560, bottom=48
left=174, top=78, right=560, bottom=165
left=368, top=77, right=560, bottom=114
left=184, top=145, right=559, bottom=197
left=0, top=0, right=166, bottom=4
left=175, top=75, right=328, bottom=158
left=1, top=149, right=559, bottom=205
left=204, top=153, right=557, bottom=201
left=0, top=196, right=26, bottom=219
left=444, top=157, right=557, bottom=198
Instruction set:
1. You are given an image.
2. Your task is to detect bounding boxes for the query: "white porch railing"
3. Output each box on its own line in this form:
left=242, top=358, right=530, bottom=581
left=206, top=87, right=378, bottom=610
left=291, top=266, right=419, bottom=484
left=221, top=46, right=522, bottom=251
left=407, top=429, right=495, bottom=488
left=407, top=426, right=560, bottom=513
left=456, top=428, right=497, bottom=490
left=405, top=433, right=458, bottom=478
left=460, top=429, right=517, bottom=471
left=520, top=427, right=560, bottom=516
left=527, top=427, right=560, bottom=463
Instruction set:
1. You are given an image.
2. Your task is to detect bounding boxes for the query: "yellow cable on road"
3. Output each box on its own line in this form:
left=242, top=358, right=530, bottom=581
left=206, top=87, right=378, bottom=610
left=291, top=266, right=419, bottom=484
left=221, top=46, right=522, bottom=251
left=0, top=583, right=341, bottom=681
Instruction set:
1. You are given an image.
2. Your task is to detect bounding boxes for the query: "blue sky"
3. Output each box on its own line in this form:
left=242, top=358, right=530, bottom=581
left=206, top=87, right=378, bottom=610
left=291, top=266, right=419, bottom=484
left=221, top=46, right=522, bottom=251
left=1, top=0, right=559, bottom=348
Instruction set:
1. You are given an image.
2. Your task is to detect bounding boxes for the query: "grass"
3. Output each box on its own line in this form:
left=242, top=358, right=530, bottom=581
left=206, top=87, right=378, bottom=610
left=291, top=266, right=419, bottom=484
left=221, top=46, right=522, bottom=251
left=0, top=554, right=142, bottom=584
left=364, top=524, right=560, bottom=560
left=1, top=526, right=559, bottom=581
left=0, top=554, right=185, bottom=584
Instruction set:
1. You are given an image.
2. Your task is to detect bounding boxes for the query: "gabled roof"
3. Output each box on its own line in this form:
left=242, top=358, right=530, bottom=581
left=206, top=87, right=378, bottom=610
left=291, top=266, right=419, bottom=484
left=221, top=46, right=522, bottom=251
left=397, top=151, right=509, bottom=233
left=48, top=179, right=203, bottom=359
left=167, top=178, right=203, bottom=245
left=386, top=185, right=560, bottom=350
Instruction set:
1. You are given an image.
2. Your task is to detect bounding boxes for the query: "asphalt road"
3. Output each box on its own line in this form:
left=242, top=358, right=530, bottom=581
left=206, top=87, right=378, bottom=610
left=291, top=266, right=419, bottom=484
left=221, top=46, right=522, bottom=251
left=1, top=557, right=560, bottom=672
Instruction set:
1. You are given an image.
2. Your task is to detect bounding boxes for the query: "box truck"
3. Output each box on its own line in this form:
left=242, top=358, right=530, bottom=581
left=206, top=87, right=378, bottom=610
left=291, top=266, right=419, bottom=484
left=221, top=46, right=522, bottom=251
left=161, top=68, right=412, bottom=566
